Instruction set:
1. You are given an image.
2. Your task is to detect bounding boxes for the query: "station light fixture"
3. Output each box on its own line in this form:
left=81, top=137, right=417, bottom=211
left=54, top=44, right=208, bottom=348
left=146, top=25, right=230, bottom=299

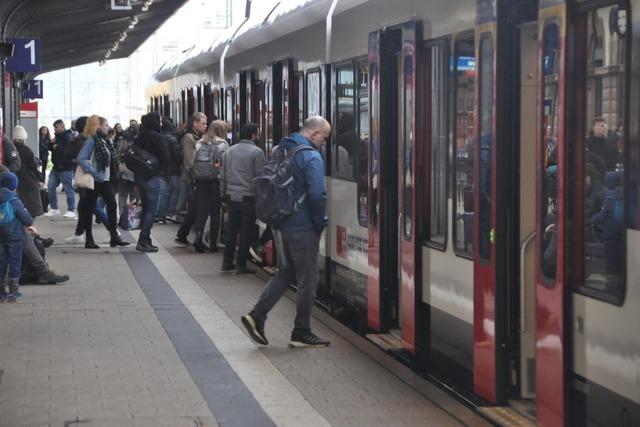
left=141, top=0, right=154, bottom=12
left=101, top=2, right=147, bottom=65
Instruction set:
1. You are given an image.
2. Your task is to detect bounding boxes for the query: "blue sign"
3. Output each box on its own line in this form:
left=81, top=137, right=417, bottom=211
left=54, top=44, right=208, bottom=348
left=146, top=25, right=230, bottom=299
left=6, top=38, right=41, bottom=73
left=25, top=80, right=43, bottom=99
left=457, top=56, right=476, bottom=72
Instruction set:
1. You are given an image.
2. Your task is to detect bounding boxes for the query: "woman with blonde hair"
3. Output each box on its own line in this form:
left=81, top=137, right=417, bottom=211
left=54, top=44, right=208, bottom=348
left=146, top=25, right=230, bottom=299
left=77, top=115, right=130, bottom=249
left=191, top=120, right=229, bottom=252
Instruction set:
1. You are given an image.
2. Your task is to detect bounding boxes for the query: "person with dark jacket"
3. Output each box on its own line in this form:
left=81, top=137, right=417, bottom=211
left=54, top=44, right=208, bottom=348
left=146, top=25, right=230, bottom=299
left=38, top=126, right=52, bottom=182
left=134, top=112, right=170, bottom=252
left=46, top=119, right=76, bottom=218
left=591, top=171, right=624, bottom=285
left=77, top=115, right=130, bottom=249
left=12, top=126, right=43, bottom=218
left=0, top=171, right=37, bottom=302
left=2, top=135, right=21, bottom=173
left=241, top=116, right=331, bottom=348
left=116, top=125, right=137, bottom=229
left=156, top=117, right=181, bottom=223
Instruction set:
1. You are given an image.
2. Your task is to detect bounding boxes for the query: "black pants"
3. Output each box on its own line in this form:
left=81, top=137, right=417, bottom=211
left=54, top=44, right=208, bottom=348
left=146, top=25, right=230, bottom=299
left=223, top=197, right=256, bottom=269
left=177, top=183, right=197, bottom=238
left=194, top=180, right=221, bottom=246
left=80, top=181, right=118, bottom=244
left=39, top=151, right=48, bottom=182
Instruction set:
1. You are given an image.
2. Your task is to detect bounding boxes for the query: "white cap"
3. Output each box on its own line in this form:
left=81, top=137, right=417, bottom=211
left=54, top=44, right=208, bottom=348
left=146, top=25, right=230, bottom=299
left=13, top=125, right=27, bottom=141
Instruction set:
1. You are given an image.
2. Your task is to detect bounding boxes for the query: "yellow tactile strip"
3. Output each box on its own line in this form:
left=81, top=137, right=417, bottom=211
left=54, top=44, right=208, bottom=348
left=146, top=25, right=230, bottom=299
left=479, top=406, right=537, bottom=427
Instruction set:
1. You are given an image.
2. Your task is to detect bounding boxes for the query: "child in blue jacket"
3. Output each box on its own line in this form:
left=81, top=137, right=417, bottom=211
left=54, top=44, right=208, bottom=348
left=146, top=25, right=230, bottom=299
left=0, top=172, right=37, bottom=302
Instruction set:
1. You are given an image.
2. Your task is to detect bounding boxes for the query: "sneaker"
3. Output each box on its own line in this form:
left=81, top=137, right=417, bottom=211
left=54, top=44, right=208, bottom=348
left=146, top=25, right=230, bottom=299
left=241, top=314, right=268, bottom=345
left=38, top=270, right=69, bottom=284
left=249, top=245, right=263, bottom=263
left=136, top=242, right=159, bottom=253
left=235, top=267, right=254, bottom=275
left=289, top=331, right=330, bottom=348
left=7, top=291, right=23, bottom=302
left=65, top=234, right=85, bottom=243
left=221, top=264, right=236, bottom=273
left=44, top=209, right=60, bottom=217
left=157, top=218, right=167, bottom=225
left=63, top=210, right=77, bottom=219
left=0, top=291, right=7, bottom=302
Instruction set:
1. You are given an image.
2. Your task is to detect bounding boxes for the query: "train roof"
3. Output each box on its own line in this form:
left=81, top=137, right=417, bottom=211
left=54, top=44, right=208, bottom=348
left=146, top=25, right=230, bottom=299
left=153, top=0, right=367, bottom=82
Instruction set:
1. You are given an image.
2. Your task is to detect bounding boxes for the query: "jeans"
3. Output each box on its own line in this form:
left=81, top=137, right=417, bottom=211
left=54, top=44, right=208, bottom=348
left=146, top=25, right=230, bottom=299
left=48, top=170, right=75, bottom=210
left=157, top=175, right=180, bottom=218
left=137, top=176, right=162, bottom=244
left=222, top=197, right=256, bottom=269
left=251, top=230, right=320, bottom=332
left=194, top=180, right=221, bottom=246
left=155, top=177, right=167, bottom=216
left=80, top=181, right=118, bottom=244
left=0, top=238, right=24, bottom=280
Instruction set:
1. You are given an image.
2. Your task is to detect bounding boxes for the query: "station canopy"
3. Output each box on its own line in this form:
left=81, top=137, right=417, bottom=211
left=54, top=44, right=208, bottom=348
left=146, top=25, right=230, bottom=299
left=0, top=0, right=188, bottom=74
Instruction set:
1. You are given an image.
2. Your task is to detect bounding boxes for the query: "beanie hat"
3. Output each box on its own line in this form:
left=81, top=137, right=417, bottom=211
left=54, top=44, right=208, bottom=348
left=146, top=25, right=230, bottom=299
left=0, top=172, right=19, bottom=191
left=13, top=125, right=27, bottom=141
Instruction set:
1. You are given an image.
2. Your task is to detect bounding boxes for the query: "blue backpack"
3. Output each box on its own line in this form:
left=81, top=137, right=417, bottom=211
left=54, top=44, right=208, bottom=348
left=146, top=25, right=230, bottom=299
left=0, top=198, right=15, bottom=226
left=254, top=144, right=313, bottom=227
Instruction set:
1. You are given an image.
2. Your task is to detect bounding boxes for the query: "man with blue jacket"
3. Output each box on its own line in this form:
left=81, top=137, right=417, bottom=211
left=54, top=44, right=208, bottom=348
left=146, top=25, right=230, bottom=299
left=242, top=116, right=331, bottom=348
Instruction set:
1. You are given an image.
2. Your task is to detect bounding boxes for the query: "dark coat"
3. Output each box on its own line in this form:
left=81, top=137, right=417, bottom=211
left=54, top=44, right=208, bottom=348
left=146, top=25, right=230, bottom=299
left=51, top=129, right=74, bottom=171
left=14, top=141, right=43, bottom=218
left=2, top=136, right=21, bottom=172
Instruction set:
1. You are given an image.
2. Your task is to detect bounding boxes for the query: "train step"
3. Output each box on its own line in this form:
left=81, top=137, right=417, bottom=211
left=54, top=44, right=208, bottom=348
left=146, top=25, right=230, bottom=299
left=365, top=333, right=404, bottom=351
left=478, top=405, right=536, bottom=427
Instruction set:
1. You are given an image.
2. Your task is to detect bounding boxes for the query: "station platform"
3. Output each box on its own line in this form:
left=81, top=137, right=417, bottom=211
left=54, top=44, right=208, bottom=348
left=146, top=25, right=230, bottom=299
left=0, top=209, right=492, bottom=427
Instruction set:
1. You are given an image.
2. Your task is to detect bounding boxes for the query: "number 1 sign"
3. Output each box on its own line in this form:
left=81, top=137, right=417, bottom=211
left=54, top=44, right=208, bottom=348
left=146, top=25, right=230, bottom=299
left=6, top=38, right=40, bottom=72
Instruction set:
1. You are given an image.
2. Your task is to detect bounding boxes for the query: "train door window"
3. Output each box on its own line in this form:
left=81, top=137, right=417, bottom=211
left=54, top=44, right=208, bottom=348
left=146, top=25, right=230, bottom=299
left=213, top=89, right=220, bottom=119
left=453, top=37, right=476, bottom=256
left=425, top=41, right=448, bottom=248
left=204, top=84, right=213, bottom=120
left=307, top=69, right=321, bottom=116
left=334, top=64, right=356, bottom=181
left=256, top=80, right=266, bottom=151
left=246, top=73, right=253, bottom=124
left=577, top=3, right=628, bottom=301
left=357, top=62, right=369, bottom=227
left=283, top=66, right=290, bottom=137
left=176, top=100, right=181, bottom=125
left=225, top=87, right=235, bottom=142
left=478, top=34, right=494, bottom=262
left=266, top=81, right=273, bottom=157
left=294, top=72, right=304, bottom=131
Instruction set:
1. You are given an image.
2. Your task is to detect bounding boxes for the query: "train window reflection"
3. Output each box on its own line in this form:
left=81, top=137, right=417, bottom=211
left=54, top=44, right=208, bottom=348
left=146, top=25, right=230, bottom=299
left=357, top=63, right=369, bottom=227
left=478, top=35, right=494, bottom=262
left=334, top=65, right=356, bottom=181
left=453, top=37, right=475, bottom=256
left=307, top=70, right=321, bottom=117
left=295, top=73, right=304, bottom=132
left=581, top=5, right=627, bottom=299
left=225, top=87, right=235, bottom=144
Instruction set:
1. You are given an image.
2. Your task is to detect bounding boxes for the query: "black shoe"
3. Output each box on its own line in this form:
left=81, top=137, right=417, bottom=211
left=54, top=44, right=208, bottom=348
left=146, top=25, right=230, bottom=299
left=221, top=263, right=236, bottom=273
left=136, top=242, right=158, bottom=253
left=175, top=235, right=191, bottom=245
left=40, top=237, right=54, bottom=248
left=289, top=331, right=330, bottom=348
left=235, top=267, right=254, bottom=275
left=85, top=242, right=100, bottom=249
left=241, top=314, right=268, bottom=345
left=110, top=237, right=130, bottom=247
left=193, top=232, right=205, bottom=253
left=208, top=246, right=219, bottom=253
left=37, top=270, right=69, bottom=284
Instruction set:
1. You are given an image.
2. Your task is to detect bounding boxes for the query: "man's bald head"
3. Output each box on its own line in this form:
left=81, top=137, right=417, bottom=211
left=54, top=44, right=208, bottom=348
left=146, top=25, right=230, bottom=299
left=300, top=115, right=331, bottom=149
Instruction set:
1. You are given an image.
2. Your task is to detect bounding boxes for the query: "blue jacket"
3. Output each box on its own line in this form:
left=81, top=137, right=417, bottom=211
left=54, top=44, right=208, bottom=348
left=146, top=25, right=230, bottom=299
left=0, top=188, right=34, bottom=241
left=591, top=171, right=623, bottom=240
left=277, top=133, right=328, bottom=233
left=78, top=136, right=110, bottom=183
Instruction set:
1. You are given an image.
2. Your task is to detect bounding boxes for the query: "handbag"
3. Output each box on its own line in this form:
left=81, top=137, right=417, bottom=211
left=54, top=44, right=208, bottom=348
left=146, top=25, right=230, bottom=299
left=74, top=165, right=94, bottom=190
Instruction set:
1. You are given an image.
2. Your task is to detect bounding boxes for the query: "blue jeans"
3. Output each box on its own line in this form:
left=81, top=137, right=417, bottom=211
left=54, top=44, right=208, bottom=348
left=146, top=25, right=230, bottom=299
left=155, top=177, right=167, bottom=216
left=0, top=238, right=24, bottom=280
left=157, top=175, right=180, bottom=218
left=48, top=170, right=75, bottom=210
left=137, top=176, right=162, bottom=244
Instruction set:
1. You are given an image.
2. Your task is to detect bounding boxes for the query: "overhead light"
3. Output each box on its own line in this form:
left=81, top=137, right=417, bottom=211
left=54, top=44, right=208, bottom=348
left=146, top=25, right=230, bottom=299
left=128, top=16, right=139, bottom=29
left=142, top=0, right=154, bottom=11
left=119, top=32, right=127, bottom=42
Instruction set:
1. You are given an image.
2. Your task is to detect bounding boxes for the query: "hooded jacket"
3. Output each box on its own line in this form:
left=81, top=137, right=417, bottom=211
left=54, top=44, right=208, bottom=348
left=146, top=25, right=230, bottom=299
left=161, top=118, right=182, bottom=177
left=273, top=133, right=327, bottom=233
left=133, top=113, right=170, bottom=179
left=0, top=187, right=34, bottom=240
left=51, top=129, right=74, bottom=171
left=2, top=136, right=21, bottom=172
left=14, top=141, right=43, bottom=217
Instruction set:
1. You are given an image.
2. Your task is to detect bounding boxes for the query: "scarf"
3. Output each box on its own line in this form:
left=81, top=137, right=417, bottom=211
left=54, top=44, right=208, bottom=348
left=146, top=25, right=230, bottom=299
left=93, top=133, right=118, bottom=172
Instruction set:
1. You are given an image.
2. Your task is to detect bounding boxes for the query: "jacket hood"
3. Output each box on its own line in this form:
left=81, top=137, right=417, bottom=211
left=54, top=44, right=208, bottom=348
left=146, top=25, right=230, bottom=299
left=0, top=171, right=18, bottom=191
left=605, top=171, right=621, bottom=189
left=0, top=187, right=16, bottom=202
left=161, top=117, right=177, bottom=135
left=141, top=112, right=162, bottom=132
left=279, top=133, right=314, bottom=151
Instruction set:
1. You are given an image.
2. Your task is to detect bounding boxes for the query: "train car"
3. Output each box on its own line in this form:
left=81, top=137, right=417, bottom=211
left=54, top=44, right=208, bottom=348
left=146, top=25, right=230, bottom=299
left=146, top=0, right=640, bottom=425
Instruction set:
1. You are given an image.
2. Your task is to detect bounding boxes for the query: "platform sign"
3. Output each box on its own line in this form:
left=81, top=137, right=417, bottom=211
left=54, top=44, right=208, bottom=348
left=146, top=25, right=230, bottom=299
left=6, top=38, right=40, bottom=73
left=25, top=80, right=43, bottom=99
left=111, top=0, right=132, bottom=11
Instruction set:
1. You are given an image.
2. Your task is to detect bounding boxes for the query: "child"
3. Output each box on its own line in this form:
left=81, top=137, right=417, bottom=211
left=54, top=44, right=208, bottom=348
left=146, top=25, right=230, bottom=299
left=0, top=172, right=37, bottom=302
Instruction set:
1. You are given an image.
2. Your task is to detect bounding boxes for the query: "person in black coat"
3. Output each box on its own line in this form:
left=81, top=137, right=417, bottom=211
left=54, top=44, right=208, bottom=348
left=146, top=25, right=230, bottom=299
left=12, top=126, right=43, bottom=218
left=38, top=126, right=51, bottom=182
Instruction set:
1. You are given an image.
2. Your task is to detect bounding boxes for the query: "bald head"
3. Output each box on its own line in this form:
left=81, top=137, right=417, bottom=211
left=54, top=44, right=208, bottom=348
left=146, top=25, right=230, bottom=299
left=300, top=115, right=331, bottom=149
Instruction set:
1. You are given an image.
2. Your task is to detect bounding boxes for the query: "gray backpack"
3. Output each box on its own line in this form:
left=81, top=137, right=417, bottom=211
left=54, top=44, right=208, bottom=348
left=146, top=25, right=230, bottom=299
left=191, top=143, right=222, bottom=181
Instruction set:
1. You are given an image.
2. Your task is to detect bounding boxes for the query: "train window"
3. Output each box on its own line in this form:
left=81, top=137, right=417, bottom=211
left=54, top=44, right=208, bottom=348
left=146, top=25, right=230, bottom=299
left=334, top=64, right=356, bottom=181
left=213, top=90, right=220, bottom=119
left=357, top=62, right=369, bottom=227
left=478, top=34, right=494, bottom=262
left=579, top=4, right=628, bottom=301
left=176, top=100, right=181, bottom=125
left=307, top=70, right=321, bottom=117
left=266, top=81, right=274, bottom=156
left=540, top=23, right=560, bottom=284
left=295, top=72, right=304, bottom=132
left=426, top=42, right=448, bottom=247
left=225, top=87, right=235, bottom=143
left=256, top=80, right=266, bottom=151
left=453, top=38, right=476, bottom=256
left=283, top=66, right=289, bottom=137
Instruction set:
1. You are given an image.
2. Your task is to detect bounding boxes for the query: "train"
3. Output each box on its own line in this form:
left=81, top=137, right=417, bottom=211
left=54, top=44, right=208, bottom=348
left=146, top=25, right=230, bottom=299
left=145, top=0, right=640, bottom=425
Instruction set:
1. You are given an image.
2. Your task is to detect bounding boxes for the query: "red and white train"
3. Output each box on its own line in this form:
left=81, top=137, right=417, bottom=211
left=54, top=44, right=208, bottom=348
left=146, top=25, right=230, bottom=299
left=146, top=0, right=640, bottom=425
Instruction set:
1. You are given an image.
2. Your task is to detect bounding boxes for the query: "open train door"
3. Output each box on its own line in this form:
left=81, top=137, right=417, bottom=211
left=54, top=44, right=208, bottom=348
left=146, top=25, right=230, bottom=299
left=367, top=21, right=419, bottom=352
left=536, top=2, right=568, bottom=426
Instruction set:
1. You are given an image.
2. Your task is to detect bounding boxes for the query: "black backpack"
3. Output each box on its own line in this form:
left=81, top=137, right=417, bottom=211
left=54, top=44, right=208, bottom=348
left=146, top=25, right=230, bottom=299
left=191, top=143, right=223, bottom=181
left=123, top=142, right=159, bottom=175
left=254, top=144, right=313, bottom=227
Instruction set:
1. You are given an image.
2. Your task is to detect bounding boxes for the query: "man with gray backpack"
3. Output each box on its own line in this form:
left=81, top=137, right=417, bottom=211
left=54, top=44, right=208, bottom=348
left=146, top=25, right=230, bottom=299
left=242, top=116, right=331, bottom=348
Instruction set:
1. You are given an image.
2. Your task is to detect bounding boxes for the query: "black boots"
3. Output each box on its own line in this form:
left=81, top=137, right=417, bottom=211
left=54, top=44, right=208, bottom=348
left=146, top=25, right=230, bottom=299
left=193, top=232, right=205, bottom=253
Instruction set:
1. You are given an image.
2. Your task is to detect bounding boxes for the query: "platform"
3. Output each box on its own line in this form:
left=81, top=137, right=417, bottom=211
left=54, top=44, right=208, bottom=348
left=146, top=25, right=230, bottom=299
left=0, top=210, right=491, bottom=427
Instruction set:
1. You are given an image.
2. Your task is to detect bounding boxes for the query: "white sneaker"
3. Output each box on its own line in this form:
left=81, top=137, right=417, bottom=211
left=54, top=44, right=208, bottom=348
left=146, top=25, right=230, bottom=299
left=65, top=234, right=85, bottom=243
left=63, top=211, right=77, bottom=219
left=45, top=209, right=60, bottom=217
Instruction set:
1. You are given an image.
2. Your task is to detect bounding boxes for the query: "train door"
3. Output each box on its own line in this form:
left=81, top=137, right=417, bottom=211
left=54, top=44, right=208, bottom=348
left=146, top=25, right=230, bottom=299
left=367, top=21, right=419, bottom=352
